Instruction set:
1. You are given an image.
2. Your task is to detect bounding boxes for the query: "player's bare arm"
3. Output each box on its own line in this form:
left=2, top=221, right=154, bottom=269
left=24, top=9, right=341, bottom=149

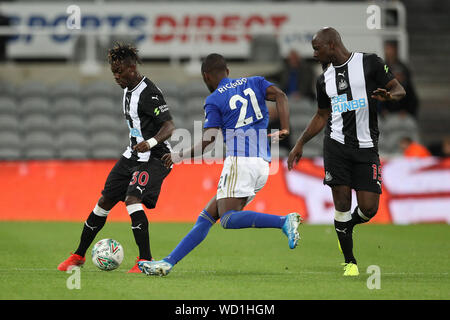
left=287, top=107, right=331, bottom=170
left=266, top=85, right=290, bottom=142
left=161, top=127, right=220, bottom=167
left=133, top=119, right=175, bottom=153
left=371, top=78, right=406, bottom=102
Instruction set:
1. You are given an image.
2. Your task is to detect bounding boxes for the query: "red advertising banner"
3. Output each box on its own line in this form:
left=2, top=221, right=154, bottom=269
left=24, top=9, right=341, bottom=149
left=1, top=158, right=449, bottom=224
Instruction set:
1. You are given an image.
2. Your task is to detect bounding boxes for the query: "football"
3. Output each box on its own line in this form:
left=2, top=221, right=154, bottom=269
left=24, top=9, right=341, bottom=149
left=91, top=239, right=124, bottom=271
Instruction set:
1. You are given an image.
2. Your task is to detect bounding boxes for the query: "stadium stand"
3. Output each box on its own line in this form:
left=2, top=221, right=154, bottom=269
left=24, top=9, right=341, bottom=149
left=0, top=0, right=448, bottom=161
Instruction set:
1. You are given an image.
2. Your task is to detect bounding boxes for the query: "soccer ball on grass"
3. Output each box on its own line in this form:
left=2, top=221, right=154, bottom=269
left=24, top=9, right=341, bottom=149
left=91, top=239, right=124, bottom=271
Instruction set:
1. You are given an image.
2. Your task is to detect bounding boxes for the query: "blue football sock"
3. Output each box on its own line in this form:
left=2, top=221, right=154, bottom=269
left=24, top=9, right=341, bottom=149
left=220, top=210, right=286, bottom=229
left=164, top=210, right=216, bottom=266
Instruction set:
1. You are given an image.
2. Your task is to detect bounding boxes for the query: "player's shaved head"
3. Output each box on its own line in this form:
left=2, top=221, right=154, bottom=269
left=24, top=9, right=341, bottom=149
left=201, top=53, right=228, bottom=75
left=311, top=27, right=350, bottom=66
left=313, top=27, right=343, bottom=46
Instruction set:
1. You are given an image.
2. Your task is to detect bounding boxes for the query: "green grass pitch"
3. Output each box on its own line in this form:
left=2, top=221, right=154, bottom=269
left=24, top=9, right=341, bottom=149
left=0, top=221, right=448, bottom=300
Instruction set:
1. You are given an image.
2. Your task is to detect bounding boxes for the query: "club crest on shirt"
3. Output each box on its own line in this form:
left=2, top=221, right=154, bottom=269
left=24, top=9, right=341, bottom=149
left=338, top=78, right=348, bottom=90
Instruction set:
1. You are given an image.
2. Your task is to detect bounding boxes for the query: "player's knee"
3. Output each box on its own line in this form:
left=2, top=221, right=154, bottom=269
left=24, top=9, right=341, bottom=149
left=332, top=188, right=352, bottom=212
left=220, top=210, right=236, bottom=229
left=97, top=196, right=117, bottom=212
left=334, top=198, right=352, bottom=212
left=124, top=195, right=141, bottom=207
left=359, top=204, right=378, bottom=220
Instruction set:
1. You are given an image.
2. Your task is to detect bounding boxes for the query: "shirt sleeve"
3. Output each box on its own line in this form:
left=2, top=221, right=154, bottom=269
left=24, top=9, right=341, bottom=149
left=256, top=76, right=275, bottom=98
left=203, top=103, right=222, bottom=129
left=370, top=54, right=395, bottom=88
left=140, top=92, right=172, bottom=124
left=316, top=77, right=331, bottom=109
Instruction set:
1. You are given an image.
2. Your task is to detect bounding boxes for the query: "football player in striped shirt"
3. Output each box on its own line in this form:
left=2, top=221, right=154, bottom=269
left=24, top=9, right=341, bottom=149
left=58, top=43, right=175, bottom=273
left=139, top=53, right=301, bottom=276
left=288, top=28, right=405, bottom=276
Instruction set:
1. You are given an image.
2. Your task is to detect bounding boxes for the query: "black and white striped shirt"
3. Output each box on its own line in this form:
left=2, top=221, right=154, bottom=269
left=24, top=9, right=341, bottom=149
left=317, top=52, right=395, bottom=149
left=122, top=77, right=172, bottom=161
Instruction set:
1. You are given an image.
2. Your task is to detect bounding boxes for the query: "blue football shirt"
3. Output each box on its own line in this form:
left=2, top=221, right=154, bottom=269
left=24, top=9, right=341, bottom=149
left=203, top=76, right=274, bottom=162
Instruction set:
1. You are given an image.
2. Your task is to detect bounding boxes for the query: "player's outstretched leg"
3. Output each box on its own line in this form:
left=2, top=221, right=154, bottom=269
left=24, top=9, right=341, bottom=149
left=139, top=209, right=217, bottom=276
left=220, top=210, right=302, bottom=249
left=57, top=203, right=109, bottom=271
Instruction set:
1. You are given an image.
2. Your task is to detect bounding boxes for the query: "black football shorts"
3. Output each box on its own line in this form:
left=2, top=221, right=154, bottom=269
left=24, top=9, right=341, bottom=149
left=322, top=136, right=382, bottom=194
left=102, top=156, right=171, bottom=209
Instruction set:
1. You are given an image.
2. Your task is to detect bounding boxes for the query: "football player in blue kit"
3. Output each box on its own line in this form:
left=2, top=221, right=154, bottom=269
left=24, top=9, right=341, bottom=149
left=139, top=53, right=302, bottom=276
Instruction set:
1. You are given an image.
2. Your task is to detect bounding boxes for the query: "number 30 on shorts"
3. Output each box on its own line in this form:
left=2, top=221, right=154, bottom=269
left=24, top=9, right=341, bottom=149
left=130, top=171, right=149, bottom=186
left=371, top=164, right=382, bottom=181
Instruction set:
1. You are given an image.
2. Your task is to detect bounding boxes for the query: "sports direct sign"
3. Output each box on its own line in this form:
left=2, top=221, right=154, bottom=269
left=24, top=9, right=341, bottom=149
left=0, top=158, right=449, bottom=224
left=0, top=2, right=405, bottom=59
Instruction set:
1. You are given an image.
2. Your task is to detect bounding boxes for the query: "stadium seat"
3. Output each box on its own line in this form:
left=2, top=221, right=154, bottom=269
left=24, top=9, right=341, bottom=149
left=0, top=132, right=21, bottom=160
left=378, top=114, right=420, bottom=156
left=51, top=81, right=82, bottom=100
left=57, top=132, right=90, bottom=159
left=289, top=99, right=316, bottom=118
left=302, top=133, right=324, bottom=158
left=157, top=81, right=180, bottom=98
left=164, top=96, right=181, bottom=114
left=90, top=132, right=123, bottom=159
left=55, top=114, right=87, bottom=133
left=0, top=80, right=15, bottom=98
left=82, top=81, right=115, bottom=99
left=53, top=97, right=85, bottom=117
left=22, top=114, right=53, bottom=134
left=0, top=148, right=22, bottom=160
left=186, top=97, right=206, bottom=114
left=87, top=114, right=123, bottom=134
left=180, top=81, right=210, bottom=99
left=290, top=113, right=313, bottom=138
left=0, top=114, right=20, bottom=132
left=23, top=131, right=55, bottom=160
left=19, top=97, right=51, bottom=117
left=19, top=81, right=49, bottom=99
left=0, top=97, right=17, bottom=116
left=86, top=97, right=120, bottom=116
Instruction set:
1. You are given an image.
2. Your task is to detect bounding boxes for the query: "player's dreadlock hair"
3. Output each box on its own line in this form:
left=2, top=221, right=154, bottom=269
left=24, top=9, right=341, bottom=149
left=107, top=42, right=142, bottom=66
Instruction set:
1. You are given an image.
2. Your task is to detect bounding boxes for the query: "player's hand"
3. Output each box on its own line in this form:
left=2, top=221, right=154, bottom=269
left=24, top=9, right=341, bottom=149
left=268, top=129, right=289, bottom=143
left=287, top=143, right=303, bottom=171
left=133, top=141, right=151, bottom=153
left=161, top=151, right=182, bottom=168
left=371, top=88, right=393, bottom=101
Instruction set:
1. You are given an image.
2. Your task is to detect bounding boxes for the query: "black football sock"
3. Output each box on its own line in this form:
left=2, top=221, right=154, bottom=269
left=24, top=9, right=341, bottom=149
left=74, top=212, right=107, bottom=257
left=130, top=210, right=152, bottom=261
left=351, top=206, right=370, bottom=227
left=334, top=219, right=357, bottom=265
